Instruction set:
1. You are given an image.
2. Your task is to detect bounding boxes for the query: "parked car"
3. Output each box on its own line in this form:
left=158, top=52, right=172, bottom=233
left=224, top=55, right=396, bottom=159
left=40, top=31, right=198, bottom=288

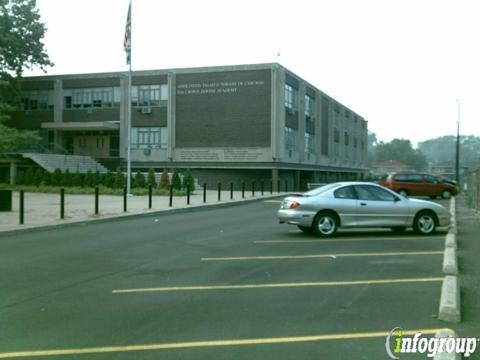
left=378, top=172, right=458, bottom=199
left=277, top=182, right=450, bottom=237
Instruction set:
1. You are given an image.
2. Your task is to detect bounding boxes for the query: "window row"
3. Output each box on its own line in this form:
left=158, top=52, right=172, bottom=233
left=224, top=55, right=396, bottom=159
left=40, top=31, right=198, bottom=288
left=21, top=91, right=54, bottom=110
left=130, top=127, right=167, bottom=150
left=284, top=84, right=298, bottom=113
left=64, top=87, right=121, bottom=109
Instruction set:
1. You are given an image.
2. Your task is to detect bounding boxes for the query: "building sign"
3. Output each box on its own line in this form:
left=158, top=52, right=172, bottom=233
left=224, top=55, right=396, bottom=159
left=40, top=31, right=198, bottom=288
left=175, top=148, right=270, bottom=162
left=177, top=80, right=265, bottom=96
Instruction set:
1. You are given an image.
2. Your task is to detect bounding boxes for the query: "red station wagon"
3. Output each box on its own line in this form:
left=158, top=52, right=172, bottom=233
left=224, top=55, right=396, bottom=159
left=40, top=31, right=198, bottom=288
left=379, top=172, right=459, bottom=199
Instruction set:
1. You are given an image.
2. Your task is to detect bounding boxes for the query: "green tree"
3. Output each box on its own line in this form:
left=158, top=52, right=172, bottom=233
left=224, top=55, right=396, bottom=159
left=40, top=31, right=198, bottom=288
left=93, top=170, right=101, bottom=187
left=375, top=139, right=427, bottom=171
left=114, top=168, right=125, bottom=189
left=51, top=168, right=62, bottom=186
left=133, top=171, right=146, bottom=188
left=84, top=170, right=94, bottom=188
left=23, top=167, right=34, bottom=185
left=147, top=168, right=156, bottom=187
left=159, top=168, right=169, bottom=189
left=0, top=0, right=53, bottom=152
left=32, top=167, right=43, bottom=186
left=171, top=169, right=181, bottom=190
left=71, top=172, right=82, bottom=187
left=42, top=170, right=51, bottom=186
left=182, top=169, right=195, bottom=192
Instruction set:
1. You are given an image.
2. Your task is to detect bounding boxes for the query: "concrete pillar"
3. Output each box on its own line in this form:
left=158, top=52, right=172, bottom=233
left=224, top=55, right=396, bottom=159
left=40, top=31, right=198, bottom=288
left=272, top=168, right=279, bottom=191
left=9, top=162, right=17, bottom=185
left=167, top=72, right=176, bottom=161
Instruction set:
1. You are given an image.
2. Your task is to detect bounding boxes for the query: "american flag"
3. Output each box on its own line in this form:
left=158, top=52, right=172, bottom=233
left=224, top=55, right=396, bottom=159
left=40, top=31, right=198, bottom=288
left=123, top=2, right=131, bottom=65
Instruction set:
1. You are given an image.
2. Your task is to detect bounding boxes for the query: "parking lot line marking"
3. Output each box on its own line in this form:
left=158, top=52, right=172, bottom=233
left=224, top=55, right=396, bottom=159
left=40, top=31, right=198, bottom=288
left=255, top=237, right=443, bottom=244
left=202, top=251, right=443, bottom=261
left=112, top=277, right=442, bottom=294
left=0, top=328, right=448, bottom=358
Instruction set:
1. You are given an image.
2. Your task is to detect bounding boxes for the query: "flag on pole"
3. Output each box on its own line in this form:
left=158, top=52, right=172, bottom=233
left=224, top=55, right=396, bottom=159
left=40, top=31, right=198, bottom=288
left=123, top=2, right=131, bottom=65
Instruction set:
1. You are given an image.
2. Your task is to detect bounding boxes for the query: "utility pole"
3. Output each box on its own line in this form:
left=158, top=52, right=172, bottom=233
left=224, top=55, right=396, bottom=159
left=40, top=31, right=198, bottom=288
left=455, top=99, right=460, bottom=185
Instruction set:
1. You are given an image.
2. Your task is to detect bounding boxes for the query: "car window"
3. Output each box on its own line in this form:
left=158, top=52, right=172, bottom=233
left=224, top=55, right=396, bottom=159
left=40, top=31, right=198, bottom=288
left=334, top=186, right=356, bottom=199
left=424, top=175, right=437, bottom=184
left=407, top=174, right=423, bottom=183
left=304, top=183, right=342, bottom=196
left=394, top=174, right=408, bottom=182
left=355, top=185, right=397, bottom=201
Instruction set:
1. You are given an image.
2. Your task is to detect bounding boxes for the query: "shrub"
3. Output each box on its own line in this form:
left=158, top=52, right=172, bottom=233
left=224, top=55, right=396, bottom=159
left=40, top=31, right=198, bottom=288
left=63, top=169, right=72, bottom=187
left=114, top=168, right=125, bottom=189
left=134, top=171, right=146, bottom=188
left=182, top=169, right=195, bottom=192
left=42, top=171, right=51, bottom=186
left=93, top=171, right=102, bottom=187
left=147, top=168, right=156, bottom=187
left=52, top=169, right=63, bottom=186
left=171, top=169, right=182, bottom=190
left=84, top=170, right=94, bottom=188
left=159, top=168, right=170, bottom=189
left=23, top=168, right=35, bottom=186
left=72, top=172, right=83, bottom=187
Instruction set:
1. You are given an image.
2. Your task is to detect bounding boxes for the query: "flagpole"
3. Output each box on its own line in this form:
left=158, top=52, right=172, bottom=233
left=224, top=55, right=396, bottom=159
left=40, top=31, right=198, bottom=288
left=126, top=1, right=132, bottom=195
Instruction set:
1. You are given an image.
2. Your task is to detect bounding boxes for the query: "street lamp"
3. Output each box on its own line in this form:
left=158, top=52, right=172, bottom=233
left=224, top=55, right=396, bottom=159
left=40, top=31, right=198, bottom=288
left=455, top=99, right=460, bottom=185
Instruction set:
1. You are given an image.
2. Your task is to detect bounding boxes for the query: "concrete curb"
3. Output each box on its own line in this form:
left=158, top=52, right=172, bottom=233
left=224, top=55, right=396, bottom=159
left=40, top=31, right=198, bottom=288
left=438, top=275, right=461, bottom=323
left=443, top=247, right=459, bottom=275
left=433, top=329, right=462, bottom=360
left=0, top=194, right=286, bottom=237
left=438, top=197, right=461, bottom=324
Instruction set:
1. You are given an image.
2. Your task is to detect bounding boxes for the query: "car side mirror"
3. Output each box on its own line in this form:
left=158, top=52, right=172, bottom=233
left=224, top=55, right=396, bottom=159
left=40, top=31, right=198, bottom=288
left=394, top=197, right=401, bottom=202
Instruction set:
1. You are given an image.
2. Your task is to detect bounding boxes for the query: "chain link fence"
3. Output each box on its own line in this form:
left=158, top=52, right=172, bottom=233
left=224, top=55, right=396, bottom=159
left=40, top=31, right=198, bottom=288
left=464, top=169, right=480, bottom=213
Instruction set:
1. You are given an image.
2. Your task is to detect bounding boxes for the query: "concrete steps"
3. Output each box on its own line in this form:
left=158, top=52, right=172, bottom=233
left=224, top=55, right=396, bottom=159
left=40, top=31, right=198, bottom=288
left=21, top=153, right=109, bottom=174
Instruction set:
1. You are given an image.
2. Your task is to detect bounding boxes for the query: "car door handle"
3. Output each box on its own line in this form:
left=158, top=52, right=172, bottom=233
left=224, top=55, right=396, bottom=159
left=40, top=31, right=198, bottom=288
left=360, top=202, right=367, bottom=206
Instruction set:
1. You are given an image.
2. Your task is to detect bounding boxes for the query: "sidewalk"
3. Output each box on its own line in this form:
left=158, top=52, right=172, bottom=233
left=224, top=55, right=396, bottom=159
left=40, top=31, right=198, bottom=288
left=0, top=190, right=287, bottom=234
left=455, top=195, right=480, bottom=341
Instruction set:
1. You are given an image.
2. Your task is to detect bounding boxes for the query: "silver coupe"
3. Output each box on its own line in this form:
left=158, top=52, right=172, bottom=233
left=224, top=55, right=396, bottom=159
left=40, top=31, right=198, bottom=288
left=278, top=182, right=450, bottom=237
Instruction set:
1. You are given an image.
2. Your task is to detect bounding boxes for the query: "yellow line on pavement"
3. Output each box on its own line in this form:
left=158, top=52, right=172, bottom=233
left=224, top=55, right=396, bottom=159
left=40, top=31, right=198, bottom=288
left=202, top=251, right=443, bottom=261
left=112, top=277, right=443, bottom=294
left=255, top=237, right=443, bottom=244
left=0, top=328, right=448, bottom=358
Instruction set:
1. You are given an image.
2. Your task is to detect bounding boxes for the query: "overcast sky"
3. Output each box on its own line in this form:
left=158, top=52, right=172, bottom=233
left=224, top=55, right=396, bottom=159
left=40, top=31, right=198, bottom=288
left=24, top=0, right=480, bottom=146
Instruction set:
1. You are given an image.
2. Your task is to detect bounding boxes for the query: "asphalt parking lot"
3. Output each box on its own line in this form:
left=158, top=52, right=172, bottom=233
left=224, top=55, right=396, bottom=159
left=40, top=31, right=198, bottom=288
left=0, top=198, right=452, bottom=359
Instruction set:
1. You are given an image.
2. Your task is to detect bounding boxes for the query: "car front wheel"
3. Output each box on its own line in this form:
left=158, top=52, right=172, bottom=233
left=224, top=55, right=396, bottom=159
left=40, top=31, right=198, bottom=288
left=413, top=211, right=437, bottom=235
left=313, top=212, right=338, bottom=237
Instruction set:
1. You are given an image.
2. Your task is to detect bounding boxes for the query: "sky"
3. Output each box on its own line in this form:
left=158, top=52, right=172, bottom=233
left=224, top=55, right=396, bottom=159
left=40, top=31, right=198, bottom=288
left=24, top=0, right=480, bottom=146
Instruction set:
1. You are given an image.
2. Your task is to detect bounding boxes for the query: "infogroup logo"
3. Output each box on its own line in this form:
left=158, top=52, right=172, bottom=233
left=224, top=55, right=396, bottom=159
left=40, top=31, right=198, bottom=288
left=385, top=327, right=478, bottom=358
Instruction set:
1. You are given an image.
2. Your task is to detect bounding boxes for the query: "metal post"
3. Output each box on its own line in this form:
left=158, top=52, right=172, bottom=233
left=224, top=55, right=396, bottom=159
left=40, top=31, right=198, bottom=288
left=242, top=182, right=245, bottom=198
left=19, top=190, right=24, bottom=225
left=60, top=188, right=65, bottom=219
left=95, top=187, right=99, bottom=215
left=252, top=182, right=255, bottom=197
left=123, top=186, right=127, bottom=212
left=203, top=183, right=206, bottom=203
left=270, top=180, right=273, bottom=195
left=261, top=181, right=264, bottom=196
left=218, top=182, right=221, bottom=201
left=230, top=183, right=233, bottom=200
left=285, top=180, right=288, bottom=193
left=169, top=185, right=173, bottom=207
left=455, top=99, right=461, bottom=185
left=278, top=180, right=281, bottom=194
left=148, top=185, right=152, bottom=209
left=187, top=185, right=190, bottom=205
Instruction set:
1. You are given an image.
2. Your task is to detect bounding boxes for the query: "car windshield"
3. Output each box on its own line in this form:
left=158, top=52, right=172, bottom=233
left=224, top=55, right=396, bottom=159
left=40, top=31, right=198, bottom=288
left=303, top=183, right=342, bottom=196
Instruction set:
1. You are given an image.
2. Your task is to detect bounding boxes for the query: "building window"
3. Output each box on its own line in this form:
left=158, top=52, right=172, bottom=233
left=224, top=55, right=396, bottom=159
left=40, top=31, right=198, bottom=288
left=131, top=127, right=167, bottom=149
left=131, top=84, right=168, bottom=107
left=304, top=133, right=314, bottom=155
left=284, top=127, right=297, bottom=152
left=334, top=128, right=340, bottom=143
left=64, top=87, right=118, bottom=109
left=305, top=94, right=315, bottom=120
left=284, top=84, right=298, bottom=114
left=21, top=90, right=54, bottom=110
left=353, top=137, right=358, bottom=148
left=344, top=132, right=349, bottom=146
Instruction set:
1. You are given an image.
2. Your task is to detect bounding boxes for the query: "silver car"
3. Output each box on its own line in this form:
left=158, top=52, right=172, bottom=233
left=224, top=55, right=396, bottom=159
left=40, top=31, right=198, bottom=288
left=278, top=182, right=450, bottom=237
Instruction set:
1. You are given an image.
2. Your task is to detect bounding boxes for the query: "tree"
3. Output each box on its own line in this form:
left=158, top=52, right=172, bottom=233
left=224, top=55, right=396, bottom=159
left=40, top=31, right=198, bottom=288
left=171, top=169, right=182, bottom=190
left=182, top=169, right=195, bottom=192
left=147, top=168, right=156, bottom=187
left=375, top=139, right=427, bottom=171
left=133, top=171, right=145, bottom=188
left=159, top=169, right=169, bottom=189
left=0, top=0, right=53, bottom=152
left=114, top=168, right=125, bottom=189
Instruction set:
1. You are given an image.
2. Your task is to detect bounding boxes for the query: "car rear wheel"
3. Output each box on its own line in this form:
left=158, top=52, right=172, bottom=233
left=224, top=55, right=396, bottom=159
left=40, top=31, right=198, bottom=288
left=441, top=190, right=452, bottom=199
left=413, top=211, right=437, bottom=235
left=398, top=189, right=408, bottom=197
left=313, top=212, right=338, bottom=237
left=297, top=225, right=313, bottom=234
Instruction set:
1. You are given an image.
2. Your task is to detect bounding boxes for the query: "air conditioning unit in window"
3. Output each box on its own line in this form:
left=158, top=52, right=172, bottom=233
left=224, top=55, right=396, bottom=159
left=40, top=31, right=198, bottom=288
left=141, top=106, right=152, bottom=114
